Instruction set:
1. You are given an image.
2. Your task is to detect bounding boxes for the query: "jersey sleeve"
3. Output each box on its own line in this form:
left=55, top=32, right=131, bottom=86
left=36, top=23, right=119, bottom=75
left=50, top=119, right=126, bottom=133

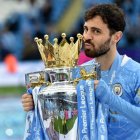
left=95, top=79, right=140, bottom=127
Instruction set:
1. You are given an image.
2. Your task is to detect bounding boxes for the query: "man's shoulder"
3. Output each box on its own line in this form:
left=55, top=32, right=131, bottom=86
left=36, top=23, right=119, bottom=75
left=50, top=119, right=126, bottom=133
left=122, top=55, right=140, bottom=73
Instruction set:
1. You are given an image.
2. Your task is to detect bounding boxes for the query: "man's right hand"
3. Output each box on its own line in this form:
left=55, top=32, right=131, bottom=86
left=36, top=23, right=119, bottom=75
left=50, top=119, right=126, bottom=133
left=21, top=93, right=34, bottom=112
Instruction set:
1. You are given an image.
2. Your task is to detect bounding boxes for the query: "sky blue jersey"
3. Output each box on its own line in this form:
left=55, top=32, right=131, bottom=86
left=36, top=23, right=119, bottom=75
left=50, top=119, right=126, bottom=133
left=83, top=52, right=140, bottom=140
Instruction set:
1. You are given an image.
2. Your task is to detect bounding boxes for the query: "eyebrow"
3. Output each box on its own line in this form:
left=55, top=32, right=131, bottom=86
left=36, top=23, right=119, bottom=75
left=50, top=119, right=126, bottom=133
left=83, top=25, right=102, bottom=31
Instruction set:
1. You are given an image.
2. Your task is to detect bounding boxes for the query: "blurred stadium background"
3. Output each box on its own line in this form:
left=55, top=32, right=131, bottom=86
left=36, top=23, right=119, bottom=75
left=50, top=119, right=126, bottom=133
left=0, top=0, right=140, bottom=139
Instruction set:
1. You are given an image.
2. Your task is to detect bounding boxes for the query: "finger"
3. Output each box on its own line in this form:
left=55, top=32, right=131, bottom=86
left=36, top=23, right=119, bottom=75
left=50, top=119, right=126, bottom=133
left=22, top=93, right=31, bottom=99
left=22, top=97, right=33, bottom=104
left=24, top=106, right=34, bottom=112
left=22, top=98, right=34, bottom=104
left=23, top=101, right=34, bottom=107
left=22, top=94, right=33, bottom=100
left=94, top=80, right=99, bottom=89
left=23, top=103, right=34, bottom=112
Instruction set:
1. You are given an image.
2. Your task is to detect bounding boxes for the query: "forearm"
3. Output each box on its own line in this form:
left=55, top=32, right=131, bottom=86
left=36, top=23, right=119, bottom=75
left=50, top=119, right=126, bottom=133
left=96, top=80, right=140, bottom=127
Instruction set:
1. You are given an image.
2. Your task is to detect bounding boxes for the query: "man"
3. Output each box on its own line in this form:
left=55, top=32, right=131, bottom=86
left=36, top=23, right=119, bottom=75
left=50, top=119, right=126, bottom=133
left=22, top=4, right=140, bottom=139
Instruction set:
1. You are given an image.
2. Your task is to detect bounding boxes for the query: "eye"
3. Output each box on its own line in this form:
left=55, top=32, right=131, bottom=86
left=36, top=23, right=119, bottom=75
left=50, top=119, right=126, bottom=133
left=92, top=29, right=101, bottom=34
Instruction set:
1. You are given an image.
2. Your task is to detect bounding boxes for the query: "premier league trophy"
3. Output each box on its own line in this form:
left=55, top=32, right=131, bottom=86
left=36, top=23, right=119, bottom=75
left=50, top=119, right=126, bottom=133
left=24, top=33, right=101, bottom=140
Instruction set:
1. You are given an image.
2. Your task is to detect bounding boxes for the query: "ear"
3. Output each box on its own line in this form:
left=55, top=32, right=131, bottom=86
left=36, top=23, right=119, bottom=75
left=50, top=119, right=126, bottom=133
left=112, top=31, right=123, bottom=43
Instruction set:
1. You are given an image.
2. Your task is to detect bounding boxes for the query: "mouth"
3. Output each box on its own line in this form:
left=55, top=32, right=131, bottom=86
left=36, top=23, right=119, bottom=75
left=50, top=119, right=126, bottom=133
left=84, top=43, right=94, bottom=49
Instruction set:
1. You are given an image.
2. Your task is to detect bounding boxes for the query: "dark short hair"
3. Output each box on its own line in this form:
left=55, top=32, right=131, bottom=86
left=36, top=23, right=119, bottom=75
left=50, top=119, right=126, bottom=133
left=84, top=4, right=126, bottom=34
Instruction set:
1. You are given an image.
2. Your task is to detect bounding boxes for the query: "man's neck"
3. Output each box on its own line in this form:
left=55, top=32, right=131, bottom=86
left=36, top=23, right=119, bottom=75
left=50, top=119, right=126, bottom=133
left=95, top=50, right=117, bottom=71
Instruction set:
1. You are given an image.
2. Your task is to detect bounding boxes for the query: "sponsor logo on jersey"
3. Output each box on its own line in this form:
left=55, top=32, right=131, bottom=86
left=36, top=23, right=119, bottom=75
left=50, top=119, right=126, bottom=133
left=112, top=83, right=123, bottom=96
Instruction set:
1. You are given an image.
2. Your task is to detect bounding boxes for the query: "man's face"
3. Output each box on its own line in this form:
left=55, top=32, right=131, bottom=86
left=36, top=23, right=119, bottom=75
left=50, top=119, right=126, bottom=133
left=83, top=16, right=113, bottom=58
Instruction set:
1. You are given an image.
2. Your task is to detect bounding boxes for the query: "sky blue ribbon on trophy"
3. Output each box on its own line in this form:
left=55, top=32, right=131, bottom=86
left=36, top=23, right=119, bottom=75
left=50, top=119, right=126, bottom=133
left=23, top=87, right=49, bottom=140
left=96, top=103, right=108, bottom=140
left=77, top=80, right=108, bottom=140
left=77, top=80, right=90, bottom=140
left=85, top=80, right=97, bottom=140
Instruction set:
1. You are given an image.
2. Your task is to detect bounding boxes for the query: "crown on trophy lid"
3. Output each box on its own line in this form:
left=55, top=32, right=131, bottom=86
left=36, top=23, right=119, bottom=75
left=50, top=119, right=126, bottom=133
left=34, top=33, right=83, bottom=68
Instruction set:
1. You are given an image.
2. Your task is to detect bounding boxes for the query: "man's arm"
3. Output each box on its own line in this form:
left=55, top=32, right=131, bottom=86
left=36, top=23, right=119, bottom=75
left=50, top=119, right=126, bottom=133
left=95, top=79, right=140, bottom=127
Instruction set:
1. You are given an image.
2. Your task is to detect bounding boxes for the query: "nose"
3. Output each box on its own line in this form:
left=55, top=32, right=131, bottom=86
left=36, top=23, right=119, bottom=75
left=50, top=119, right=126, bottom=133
left=83, top=30, right=93, bottom=41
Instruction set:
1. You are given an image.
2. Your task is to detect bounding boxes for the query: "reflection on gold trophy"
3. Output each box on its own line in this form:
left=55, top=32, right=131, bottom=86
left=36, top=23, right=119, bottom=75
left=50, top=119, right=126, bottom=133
left=34, top=33, right=83, bottom=68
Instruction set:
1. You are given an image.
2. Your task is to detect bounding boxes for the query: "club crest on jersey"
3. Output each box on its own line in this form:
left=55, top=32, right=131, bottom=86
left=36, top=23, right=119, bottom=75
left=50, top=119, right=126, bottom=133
left=112, top=83, right=123, bottom=96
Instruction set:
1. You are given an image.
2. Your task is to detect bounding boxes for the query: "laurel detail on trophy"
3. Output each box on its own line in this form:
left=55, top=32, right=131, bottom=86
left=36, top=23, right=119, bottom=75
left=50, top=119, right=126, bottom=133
left=34, top=33, right=83, bottom=68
